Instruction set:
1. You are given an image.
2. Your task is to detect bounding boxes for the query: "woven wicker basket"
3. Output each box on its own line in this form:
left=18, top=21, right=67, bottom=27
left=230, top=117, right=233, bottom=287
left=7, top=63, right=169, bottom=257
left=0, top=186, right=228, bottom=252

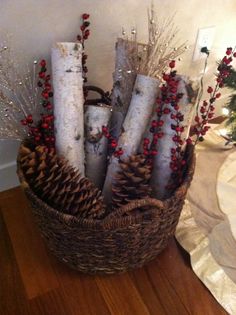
left=17, top=144, right=195, bottom=274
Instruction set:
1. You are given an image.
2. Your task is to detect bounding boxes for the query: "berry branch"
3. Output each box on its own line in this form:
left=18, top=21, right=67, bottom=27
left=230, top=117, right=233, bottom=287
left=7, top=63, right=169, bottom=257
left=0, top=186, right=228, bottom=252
left=21, top=59, right=55, bottom=149
left=102, top=125, right=123, bottom=158
left=77, top=13, right=90, bottom=98
left=191, top=47, right=236, bottom=144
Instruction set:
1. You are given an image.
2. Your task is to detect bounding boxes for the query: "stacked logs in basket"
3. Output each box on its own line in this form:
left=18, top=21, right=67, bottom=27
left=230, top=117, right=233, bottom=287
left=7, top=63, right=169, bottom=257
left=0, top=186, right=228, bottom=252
left=19, top=40, right=197, bottom=220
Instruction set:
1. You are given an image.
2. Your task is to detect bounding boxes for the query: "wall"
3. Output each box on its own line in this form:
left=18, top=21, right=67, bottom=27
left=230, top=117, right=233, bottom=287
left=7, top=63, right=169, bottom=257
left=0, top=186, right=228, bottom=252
left=0, top=0, right=236, bottom=191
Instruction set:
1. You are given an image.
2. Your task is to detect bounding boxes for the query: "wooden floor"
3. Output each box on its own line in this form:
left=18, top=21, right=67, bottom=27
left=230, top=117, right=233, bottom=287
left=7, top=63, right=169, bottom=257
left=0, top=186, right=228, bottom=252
left=0, top=187, right=228, bottom=315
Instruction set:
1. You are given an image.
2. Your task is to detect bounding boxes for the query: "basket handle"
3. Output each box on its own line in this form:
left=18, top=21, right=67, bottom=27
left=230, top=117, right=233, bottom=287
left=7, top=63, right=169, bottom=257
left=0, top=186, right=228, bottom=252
left=106, top=198, right=165, bottom=220
left=84, top=85, right=111, bottom=105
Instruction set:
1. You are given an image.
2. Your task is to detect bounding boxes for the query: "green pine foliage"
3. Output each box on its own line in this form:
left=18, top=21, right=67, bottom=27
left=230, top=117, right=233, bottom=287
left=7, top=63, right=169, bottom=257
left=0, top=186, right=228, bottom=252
left=224, top=68, right=236, bottom=141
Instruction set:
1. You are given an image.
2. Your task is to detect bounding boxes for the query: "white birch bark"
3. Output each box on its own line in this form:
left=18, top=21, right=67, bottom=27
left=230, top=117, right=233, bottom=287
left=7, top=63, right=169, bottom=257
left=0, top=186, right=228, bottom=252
left=151, top=75, right=196, bottom=200
left=110, top=38, right=137, bottom=139
left=84, top=104, right=112, bottom=189
left=103, top=74, right=160, bottom=204
left=51, top=42, right=85, bottom=175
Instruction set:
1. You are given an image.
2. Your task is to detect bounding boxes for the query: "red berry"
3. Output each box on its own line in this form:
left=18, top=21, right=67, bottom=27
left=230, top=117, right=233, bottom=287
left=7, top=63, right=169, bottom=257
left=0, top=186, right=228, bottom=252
left=170, top=87, right=177, bottom=94
left=208, top=113, right=214, bottom=119
left=216, top=92, right=221, bottom=98
left=158, top=120, right=164, bottom=127
left=111, top=142, right=117, bottom=148
left=80, top=25, right=85, bottom=31
left=207, top=86, right=213, bottom=93
left=226, top=47, right=232, bottom=55
left=85, top=29, right=90, bottom=36
left=151, top=120, right=158, bottom=127
left=77, top=35, right=82, bottom=41
left=42, top=91, right=49, bottom=99
left=181, top=160, right=186, bottom=165
left=234, top=52, right=236, bottom=58
left=144, top=138, right=150, bottom=145
left=82, top=13, right=90, bottom=20
left=21, top=119, right=27, bottom=126
left=169, top=60, right=175, bottom=69
left=102, top=126, right=108, bottom=133
left=163, top=74, right=169, bottom=81
left=45, top=75, right=51, bottom=81
left=34, top=136, right=41, bottom=142
left=152, top=139, right=158, bottom=145
left=40, top=59, right=46, bottom=67
left=203, top=100, right=208, bottom=106
left=186, top=138, right=192, bottom=145
left=26, top=115, right=33, bottom=124
left=41, top=123, right=49, bottom=129
left=151, top=150, right=158, bottom=156
left=39, top=72, right=45, bottom=79
left=163, top=108, right=170, bottom=114
left=118, top=149, right=124, bottom=156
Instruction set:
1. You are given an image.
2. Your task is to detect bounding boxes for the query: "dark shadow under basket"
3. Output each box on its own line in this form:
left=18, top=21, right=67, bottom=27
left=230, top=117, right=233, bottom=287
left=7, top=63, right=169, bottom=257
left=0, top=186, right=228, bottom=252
left=17, top=145, right=196, bottom=275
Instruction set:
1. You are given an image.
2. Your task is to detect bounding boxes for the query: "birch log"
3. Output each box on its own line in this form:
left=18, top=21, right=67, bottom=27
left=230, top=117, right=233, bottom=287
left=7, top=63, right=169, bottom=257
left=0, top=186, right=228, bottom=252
left=110, top=38, right=137, bottom=139
left=52, top=42, right=85, bottom=175
left=151, top=75, right=196, bottom=200
left=84, top=104, right=112, bottom=189
left=103, top=74, right=160, bottom=204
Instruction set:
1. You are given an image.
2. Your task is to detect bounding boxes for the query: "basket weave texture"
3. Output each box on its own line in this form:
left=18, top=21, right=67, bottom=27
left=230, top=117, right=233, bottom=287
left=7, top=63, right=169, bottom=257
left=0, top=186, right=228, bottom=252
left=17, top=145, right=195, bottom=274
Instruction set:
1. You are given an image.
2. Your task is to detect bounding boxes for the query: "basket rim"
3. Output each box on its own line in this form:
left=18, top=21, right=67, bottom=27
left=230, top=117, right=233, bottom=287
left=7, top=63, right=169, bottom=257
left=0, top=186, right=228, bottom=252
left=17, top=143, right=196, bottom=230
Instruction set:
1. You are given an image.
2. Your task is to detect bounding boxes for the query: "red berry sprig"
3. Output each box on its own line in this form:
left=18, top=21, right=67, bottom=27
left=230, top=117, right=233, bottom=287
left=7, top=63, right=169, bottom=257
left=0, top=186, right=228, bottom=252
left=191, top=47, right=236, bottom=144
left=102, top=125, right=123, bottom=158
left=161, top=62, right=187, bottom=190
left=77, top=13, right=90, bottom=97
left=143, top=61, right=182, bottom=167
left=21, top=59, right=55, bottom=149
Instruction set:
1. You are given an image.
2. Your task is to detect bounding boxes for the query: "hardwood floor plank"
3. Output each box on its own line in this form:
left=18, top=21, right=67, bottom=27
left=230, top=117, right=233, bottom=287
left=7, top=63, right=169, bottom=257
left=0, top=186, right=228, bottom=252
left=152, top=239, right=228, bottom=315
left=95, top=273, right=150, bottom=315
left=1, top=189, right=59, bottom=299
left=130, top=258, right=190, bottom=315
left=29, top=288, right=73, bottom=315
left=50, top=257, right=111, bottom=315
left=0, top=209, right=30, bottom=315
left=0, top=186, right=21, bottom=202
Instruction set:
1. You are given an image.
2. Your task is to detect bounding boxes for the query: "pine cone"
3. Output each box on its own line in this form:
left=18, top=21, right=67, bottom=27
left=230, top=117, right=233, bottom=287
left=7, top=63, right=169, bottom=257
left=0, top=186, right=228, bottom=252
left=19, top=143, right=106, bottom=220
left=112, top=154, right=152, bottom=211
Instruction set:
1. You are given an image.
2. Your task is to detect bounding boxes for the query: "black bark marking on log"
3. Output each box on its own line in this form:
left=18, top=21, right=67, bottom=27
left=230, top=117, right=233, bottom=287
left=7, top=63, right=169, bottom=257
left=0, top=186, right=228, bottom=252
left=114, top=80, right=121, bottom=88
left=87, top=132, right=103, bottom=144
left=135, top=88, right=141, bottom=95
left=116, top=96, right=123, bottom=108
left=75, top=134, right=81, bottom=141
left=66, top=69, right=73, bottom=72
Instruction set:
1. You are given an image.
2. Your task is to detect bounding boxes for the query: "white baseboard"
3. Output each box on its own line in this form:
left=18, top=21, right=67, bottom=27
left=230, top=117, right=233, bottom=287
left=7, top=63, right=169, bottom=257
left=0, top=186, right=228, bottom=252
left=0, top=161, right=19, bottom=192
